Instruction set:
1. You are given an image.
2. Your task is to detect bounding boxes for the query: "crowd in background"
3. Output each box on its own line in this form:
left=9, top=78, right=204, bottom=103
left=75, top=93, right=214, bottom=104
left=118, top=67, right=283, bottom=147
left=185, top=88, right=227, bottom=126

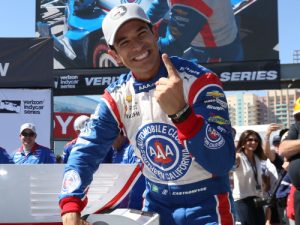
left=1, top=98, right=300, bottom=224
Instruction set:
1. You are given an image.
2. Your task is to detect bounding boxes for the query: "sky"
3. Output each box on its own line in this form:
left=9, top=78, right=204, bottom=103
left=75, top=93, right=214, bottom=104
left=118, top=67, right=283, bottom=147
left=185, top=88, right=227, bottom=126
left=0, top=0, right=299, bottom=64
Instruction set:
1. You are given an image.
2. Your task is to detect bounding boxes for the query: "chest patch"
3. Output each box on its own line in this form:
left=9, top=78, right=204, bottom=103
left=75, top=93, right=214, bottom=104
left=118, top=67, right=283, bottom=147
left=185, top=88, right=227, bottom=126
left=136, top=123, right=192, bottom=181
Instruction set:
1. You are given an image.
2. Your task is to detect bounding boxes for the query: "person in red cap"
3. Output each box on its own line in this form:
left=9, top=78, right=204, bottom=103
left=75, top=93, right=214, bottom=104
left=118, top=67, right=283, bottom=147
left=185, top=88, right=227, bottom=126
left=279, top=97, right=300, bottom=225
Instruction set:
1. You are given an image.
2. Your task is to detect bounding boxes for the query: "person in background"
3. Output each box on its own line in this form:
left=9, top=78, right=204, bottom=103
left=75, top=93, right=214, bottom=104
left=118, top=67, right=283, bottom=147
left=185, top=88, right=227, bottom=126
left=0, top=146, right=13, bottom=164
left=147, top=0, right=244, bottom=63
left=62, top=115, right=90, bottom=163
left=56, top=154, right=63, bottom=164
left=59, top=3, right=236, bottom=225
left=233, top=129, right=268, bottom=225
left=279, top=97, right=300, bottom=225
left=264, top=124, right=283, bottom=170
left=12, top=123, right=56, bottom=164
left=264, top=124, right=292, bottom=225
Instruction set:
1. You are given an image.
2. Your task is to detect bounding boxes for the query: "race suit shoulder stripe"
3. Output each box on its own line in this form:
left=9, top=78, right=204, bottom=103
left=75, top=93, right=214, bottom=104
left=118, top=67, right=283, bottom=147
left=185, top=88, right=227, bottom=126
left=188, top=73, right=222, bottom=104
left=200, top=23, right=217, bottom=47
left=171, top=0, right=213, bottom=17
left=102, top=90, right=124, bottom=129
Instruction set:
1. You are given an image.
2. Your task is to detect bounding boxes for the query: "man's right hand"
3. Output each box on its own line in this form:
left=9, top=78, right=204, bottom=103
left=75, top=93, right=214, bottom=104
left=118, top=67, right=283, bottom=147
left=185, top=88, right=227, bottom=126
left=62, top=212, right=91, bottom=225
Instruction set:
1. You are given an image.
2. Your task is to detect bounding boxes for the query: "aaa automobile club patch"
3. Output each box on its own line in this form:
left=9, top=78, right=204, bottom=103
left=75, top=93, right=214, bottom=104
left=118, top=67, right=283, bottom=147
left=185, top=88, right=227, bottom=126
left=136, top=123, right=192, bottom=181
left=204, top=125, right=225, bottom=149
left=61, top=170, right=81, bottom=194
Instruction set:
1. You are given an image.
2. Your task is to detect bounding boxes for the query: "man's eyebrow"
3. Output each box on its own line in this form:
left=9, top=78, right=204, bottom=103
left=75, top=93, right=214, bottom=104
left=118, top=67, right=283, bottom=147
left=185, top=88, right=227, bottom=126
left=115, top=25, right=148, bottom=44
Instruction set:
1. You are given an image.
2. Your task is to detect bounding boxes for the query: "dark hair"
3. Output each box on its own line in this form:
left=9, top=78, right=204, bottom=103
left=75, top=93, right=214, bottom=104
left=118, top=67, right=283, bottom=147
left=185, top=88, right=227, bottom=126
left=236, top=130, right=267, bottom=160
left=279, top=128, right=289, bottom=139
left=294, top=113, right=300, bottom=122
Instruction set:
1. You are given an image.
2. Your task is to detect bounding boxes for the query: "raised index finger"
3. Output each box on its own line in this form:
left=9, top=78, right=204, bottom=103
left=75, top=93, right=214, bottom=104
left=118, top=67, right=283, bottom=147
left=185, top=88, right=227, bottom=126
left=162, top=53, right=179, bottom=79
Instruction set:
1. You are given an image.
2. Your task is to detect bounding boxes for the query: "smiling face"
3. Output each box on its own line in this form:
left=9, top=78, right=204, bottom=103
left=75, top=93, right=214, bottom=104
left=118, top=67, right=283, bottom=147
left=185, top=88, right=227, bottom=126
left=244, top=134, right=259, bottom=153
left=20, top=129, right=36, bottom=150
left=108, top=19, right=161, bottom=81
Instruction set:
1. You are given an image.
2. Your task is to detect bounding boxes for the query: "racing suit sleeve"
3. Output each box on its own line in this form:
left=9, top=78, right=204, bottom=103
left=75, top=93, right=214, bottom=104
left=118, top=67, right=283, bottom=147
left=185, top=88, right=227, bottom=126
left=62, top=144, right=71, bottom=164
left=147, top=0, right=170, bottom=23
left=171, top=58, right=235, bottom=176
left=59, top=98, right=121, bottom=215
left=156, top=2, right=211, bottom=56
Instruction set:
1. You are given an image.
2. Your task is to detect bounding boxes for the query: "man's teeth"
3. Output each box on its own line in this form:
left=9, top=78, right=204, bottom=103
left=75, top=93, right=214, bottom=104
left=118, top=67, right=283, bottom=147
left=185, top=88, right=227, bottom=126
left=135, top=52, right=148, bottom=61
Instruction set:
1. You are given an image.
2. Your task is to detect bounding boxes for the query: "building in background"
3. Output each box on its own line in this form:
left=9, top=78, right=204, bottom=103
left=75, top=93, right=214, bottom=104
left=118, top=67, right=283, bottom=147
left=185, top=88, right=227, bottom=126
left=265, top=89, right=300, bottom=127
left=227, top=93, right=260, bottom=126
left=227, top=89, right=300, bottom=128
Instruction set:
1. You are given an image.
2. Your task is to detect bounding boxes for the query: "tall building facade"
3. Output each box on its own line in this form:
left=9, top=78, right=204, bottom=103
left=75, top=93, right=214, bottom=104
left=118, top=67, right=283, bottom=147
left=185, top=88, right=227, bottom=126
left=227, top=93, right=260, bottom=126
left=226, top=89, right=300, bottom=127
left=266, top=89, right=300, bottom=127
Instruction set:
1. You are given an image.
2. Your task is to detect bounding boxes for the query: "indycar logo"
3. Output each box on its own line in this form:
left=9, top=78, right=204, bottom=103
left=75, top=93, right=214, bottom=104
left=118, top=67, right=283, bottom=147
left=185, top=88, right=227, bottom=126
left=136, top=123, right=192, bottom=181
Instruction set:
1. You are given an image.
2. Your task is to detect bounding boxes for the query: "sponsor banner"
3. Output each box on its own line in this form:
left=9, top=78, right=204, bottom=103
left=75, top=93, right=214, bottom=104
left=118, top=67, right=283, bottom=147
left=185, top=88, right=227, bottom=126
left=53, top=60, right=280, bottom=95
left=53, top=68, right=126, bottom=96
left=0, top=89, right=52, bottom=154
left=0, top=38, right=53, bottom=87
left=54, top=112, right=90, bottom=140
left=204, top=60, right=281, bottom=90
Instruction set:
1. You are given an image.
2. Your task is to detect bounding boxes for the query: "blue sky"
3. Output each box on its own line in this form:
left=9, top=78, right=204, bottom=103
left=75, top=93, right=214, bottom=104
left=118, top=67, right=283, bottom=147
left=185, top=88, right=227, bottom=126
left=0, top=0, right=299, bottom=64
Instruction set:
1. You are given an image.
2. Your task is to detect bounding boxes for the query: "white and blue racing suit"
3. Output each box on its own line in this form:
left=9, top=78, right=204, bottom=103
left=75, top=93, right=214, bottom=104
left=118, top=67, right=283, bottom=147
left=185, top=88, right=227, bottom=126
left=59, top=56, right=236, bottom=225
left=147, top=0, right=244, bottom=63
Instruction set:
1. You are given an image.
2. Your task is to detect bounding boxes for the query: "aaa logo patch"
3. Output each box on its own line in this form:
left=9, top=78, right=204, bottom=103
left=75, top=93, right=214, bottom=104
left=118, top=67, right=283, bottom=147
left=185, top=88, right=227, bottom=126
left=136, top=123, right=192, bottom=181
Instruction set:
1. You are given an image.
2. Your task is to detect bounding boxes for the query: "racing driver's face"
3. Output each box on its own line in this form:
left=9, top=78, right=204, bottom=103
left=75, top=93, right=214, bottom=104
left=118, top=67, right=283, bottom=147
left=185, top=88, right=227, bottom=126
left=108, top=19, right=161, bottom=81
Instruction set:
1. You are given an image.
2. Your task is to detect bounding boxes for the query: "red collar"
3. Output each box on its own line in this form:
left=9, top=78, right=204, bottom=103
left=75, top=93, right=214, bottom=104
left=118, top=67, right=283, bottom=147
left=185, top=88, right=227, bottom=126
left=18, top=143, right=39, bottom=154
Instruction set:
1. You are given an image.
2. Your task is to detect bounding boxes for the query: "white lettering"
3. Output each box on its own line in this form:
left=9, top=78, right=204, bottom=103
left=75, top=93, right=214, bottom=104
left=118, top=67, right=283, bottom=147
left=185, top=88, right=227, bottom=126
left=85, top=76, right=119, bottom=86
left=0, top=63, right=9, bottom=77
left=220, top=70, right=278, bottom=82
left=56, top=115, right=73, bottom=134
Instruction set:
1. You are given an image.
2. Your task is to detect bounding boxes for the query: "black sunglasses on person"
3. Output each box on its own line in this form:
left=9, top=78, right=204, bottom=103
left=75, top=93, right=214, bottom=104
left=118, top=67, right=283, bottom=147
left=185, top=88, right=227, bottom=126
left=246, top=138, right=259, bottom=143
left=21, top=132, right=35, bottom=137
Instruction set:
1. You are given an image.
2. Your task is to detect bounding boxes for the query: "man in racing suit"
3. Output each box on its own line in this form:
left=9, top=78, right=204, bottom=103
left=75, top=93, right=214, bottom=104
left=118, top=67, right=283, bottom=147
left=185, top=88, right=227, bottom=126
left=147, top=0, right=244, bottom=63
left=59, top=3, right=236, bottom=225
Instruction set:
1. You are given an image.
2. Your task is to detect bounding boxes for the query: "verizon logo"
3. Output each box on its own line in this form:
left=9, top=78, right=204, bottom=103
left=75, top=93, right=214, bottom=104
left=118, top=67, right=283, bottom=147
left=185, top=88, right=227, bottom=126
left=0, top=63, right=10, bottom=77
